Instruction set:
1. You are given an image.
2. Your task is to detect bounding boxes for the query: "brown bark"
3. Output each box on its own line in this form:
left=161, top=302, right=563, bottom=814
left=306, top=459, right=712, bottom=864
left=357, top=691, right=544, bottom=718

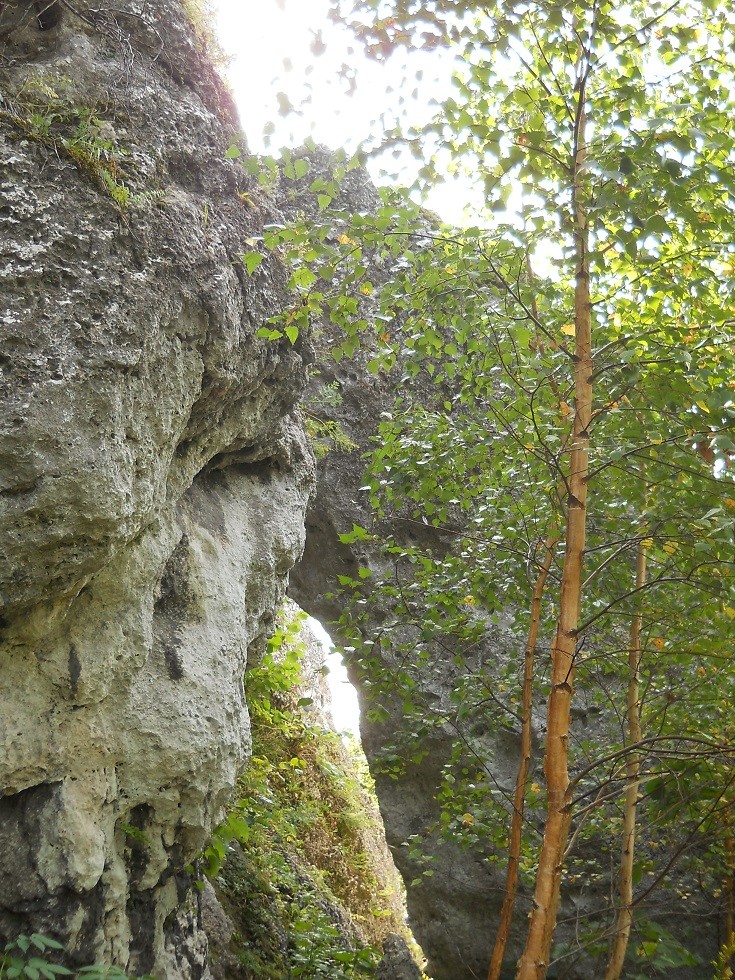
left=487, top=536, right=558, bottom=980
left=604, top=543, right=647, bottom=980
left=515, top=72, right=592, bottom=980
left=725, top=807, right=734, bottom=971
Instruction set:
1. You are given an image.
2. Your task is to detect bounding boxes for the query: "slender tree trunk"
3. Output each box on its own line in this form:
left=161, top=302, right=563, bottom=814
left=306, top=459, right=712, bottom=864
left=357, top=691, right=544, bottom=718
left=604, top=542, right=647, bottom=980
left=488, top=536, right=558, bottom=980
left=516, top=70, right=592, bottom=980
left=727, top=837, right=735, bottom=953
left=724, top=806, right=735, bottom=975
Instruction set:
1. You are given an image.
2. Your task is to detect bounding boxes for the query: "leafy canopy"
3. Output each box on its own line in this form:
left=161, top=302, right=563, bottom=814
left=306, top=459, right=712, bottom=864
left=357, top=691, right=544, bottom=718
left=237, top=0, right=735, bottom=972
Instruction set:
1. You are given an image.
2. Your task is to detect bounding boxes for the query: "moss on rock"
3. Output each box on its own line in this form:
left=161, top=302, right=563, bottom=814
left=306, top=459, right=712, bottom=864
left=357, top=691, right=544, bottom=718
left=203, top=608, right=421, bottom=978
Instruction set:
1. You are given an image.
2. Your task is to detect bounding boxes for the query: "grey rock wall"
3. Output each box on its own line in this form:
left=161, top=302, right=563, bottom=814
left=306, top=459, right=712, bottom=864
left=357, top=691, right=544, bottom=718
left=0, top=2, right=314, bottom=974
left=289, top=334, right=502, bottom=980
left=0, top=7, right=717, bottom=977
left=285, top=153, right=506, bottom=980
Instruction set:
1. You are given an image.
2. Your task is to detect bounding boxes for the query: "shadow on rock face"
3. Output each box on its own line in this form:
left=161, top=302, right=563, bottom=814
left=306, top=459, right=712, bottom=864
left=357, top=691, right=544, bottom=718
left=0, top=1, right=315, bottom=973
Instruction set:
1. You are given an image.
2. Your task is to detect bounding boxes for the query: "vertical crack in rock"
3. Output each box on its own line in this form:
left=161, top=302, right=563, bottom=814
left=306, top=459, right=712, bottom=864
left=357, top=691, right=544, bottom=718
left=68, top=644, right=82, bottom=698
left=154, top=533, right=194, bottom=683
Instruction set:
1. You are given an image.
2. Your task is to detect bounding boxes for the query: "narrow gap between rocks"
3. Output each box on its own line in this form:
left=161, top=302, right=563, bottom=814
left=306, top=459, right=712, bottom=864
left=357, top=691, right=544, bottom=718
left=297, top=610, right=429, bottom=978
left=306, top=614, right=361, bottom=739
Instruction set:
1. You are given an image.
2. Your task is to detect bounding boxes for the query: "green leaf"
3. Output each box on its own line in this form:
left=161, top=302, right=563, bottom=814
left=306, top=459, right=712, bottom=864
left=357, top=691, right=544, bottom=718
left=224, top=144, right=242, bottom=159
left=338, top=524, right=370, bottom=544
left=290, top=267, right=317, bottom=290
left=257, top=327, right=283, bottom=341
left=31, top=939, right=63, bottom=953
left=241, top=252, right=263, bottom=276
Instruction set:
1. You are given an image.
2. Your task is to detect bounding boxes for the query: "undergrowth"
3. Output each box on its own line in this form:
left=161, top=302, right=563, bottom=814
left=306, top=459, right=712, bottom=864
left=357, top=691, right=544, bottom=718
left=203, top=608, right=410, bottom=978
left=0, top=78, right=162, bottom=210
left=0, top=934, right=150, bottom=980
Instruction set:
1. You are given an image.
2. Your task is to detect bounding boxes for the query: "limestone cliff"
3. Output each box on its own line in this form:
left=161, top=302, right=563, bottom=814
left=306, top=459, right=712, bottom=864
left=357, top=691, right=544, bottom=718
left=0, top=5, right=718, bottom=979
left=290, top=290, right=502, bottom=980
left=0, top=2, right=313, bottom=975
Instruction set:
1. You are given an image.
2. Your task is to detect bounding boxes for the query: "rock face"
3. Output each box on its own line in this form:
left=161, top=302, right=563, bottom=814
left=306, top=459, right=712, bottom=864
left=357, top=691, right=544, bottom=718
left=284, top=156, right=508, bottom=980
left=0, top=2, right=313, bottom=974
left=290, top=320, right=503, bottom=980
left=376, top=934, right=423, bottom=980
left=0, top=8, right=718, bottom=977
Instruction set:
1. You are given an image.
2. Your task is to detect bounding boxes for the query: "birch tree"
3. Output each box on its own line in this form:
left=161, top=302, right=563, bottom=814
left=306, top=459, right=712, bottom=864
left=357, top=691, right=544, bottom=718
left=253, top=0, right=735, bottom=974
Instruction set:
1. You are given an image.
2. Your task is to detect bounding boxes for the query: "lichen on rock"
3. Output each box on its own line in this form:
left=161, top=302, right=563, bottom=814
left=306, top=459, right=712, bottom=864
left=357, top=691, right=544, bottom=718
left=0, top=1, right=314, bottom=974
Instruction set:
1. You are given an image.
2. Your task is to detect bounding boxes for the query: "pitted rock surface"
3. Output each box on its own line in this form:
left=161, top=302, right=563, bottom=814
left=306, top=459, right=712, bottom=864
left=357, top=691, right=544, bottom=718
left=0, top=2, right=314, bottom=974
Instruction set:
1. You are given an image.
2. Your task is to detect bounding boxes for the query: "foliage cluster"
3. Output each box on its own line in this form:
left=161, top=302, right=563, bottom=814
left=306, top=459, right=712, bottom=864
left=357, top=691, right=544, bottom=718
left=180, top=0, right=231, bottom=71
left=303, top=379, right=360, bottom=458
left=0, top=935, right=146, bottom=980
left=0, top=77, right=162, bottom=210
left=237, top=0, right=735, bottom=975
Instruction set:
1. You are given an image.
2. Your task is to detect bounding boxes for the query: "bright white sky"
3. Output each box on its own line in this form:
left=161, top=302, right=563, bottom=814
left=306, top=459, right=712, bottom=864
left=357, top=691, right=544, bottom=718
left=211, top=0, right=480, bottom=221
left=212, top=0, right=388, bottom=153
left=309, top=617, right=362, bottom=737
